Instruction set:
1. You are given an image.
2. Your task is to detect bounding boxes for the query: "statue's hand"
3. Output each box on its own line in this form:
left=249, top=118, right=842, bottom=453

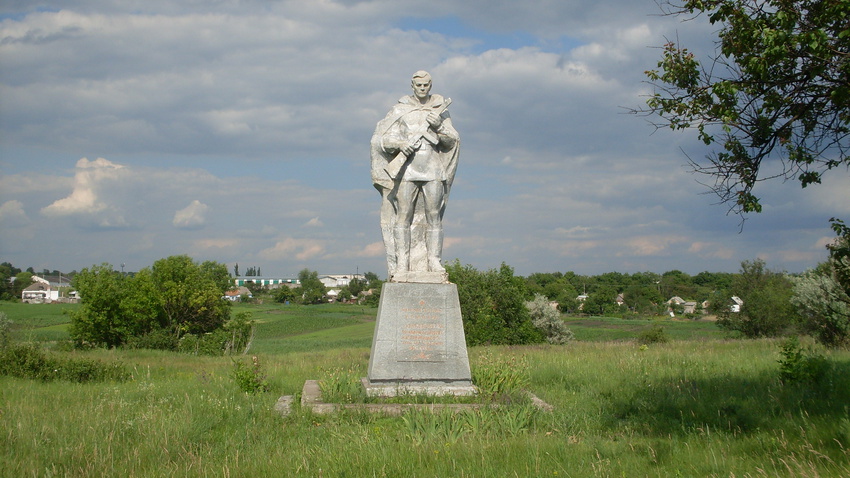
left=401, top=140, right=418, bottom=156
left=426, top=112, right=443, bottom=128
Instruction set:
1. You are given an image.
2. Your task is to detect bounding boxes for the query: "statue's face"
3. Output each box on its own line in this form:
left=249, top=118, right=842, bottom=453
left=411, top=77, right=432, bottom=100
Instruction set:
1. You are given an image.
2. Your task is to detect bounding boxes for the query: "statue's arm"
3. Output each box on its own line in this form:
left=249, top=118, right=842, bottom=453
left=436, top=114, right=458, bottom=149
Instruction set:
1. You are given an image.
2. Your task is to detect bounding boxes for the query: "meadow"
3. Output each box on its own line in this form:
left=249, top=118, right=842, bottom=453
left=1, top=301, right=849, bottom=477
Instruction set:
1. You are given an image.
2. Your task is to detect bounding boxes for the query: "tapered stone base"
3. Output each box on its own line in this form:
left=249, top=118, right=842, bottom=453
left=364, top=282, right=476, bottom=397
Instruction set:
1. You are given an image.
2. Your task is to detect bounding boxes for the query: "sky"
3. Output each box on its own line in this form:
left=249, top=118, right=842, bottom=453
left=1, top=0, right=848, bottom=280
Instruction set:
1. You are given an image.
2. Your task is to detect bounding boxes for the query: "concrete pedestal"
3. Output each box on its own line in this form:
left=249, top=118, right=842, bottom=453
left=363, top=282, right=476, bottom=397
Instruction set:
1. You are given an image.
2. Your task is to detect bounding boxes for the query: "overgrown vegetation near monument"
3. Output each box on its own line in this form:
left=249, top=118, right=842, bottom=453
left=446, top=260, right=543, bottom=345
left=791, top=219, right=850, bottom=348
left=68, top=256, right=252, bottom=354
left=2, top=301, right=849, bottom=476
left=715, top=258, right=799, bottom=338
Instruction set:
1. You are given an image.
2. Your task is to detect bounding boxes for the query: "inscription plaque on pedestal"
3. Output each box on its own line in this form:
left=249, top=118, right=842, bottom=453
left=363, top=282, right=475, bottom=396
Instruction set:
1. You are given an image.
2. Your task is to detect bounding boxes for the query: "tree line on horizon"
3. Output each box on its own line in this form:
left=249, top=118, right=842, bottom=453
left=3, top=221, right=849, bottom=350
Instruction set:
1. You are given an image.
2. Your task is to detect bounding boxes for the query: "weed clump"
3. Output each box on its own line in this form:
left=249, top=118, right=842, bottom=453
left=319, top=365, right=364, bottom=403
left=472, top=350, right=530, bottom=398
left=777, top=336, right=830, bottom=385
left=230, top=355, right=270, bottom=394
left=0, top=342, right=129, bottom=383
left=638, top=325, right=669, bottom=345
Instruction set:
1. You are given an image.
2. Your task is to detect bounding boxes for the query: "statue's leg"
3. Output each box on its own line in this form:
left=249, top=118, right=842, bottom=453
left=379, top=186, right=397, bottom=277
left=421, top=181, right=446, bottom=272
left=394, top=181, right=417, bottom=273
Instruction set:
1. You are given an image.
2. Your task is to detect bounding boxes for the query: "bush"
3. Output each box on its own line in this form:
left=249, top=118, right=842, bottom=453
left=446, top=260, right=543, bottom=346
left=319, top=366, right=364, bottom=403
left=716, top=259, right=798, bottom=338
left=0, top=312, right=11, bottom=348
left=124, top=328, right=178, bottom=351
left=177, top=312, right=255, bottom=356
left=230, top=356, right=270, bottom=394
left=472, top=350, right=530, bottom=397
left=790, top=227, right=850, bottom=348
left=637, top=325, right=669, bottom=345
left=791, top=269, right=850, bottom=348
left=777, top=336, right=830, bottom=385
left=0, top=343, right=129, bottom=383
left=525, top=294, right=574, bottom=344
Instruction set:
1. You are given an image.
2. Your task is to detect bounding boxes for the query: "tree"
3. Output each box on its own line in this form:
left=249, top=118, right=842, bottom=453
left=70, top=256, right=231, bottom=348
left=69, top=264, right=129, bottom=347
left=274, top=285, right=297, bottom=304
left=149, top=255, right=230, bottom=336
left=0, top=263, right=15, bottom=300
left=790, top=219, right=850, bottom=347
left=12, top=272, right=33, bottom=299
left=640, top=0, right=850, bottom=215
left=364, top=271, right=381, bottom=284
left=234, top=263, right=239, bottom=277
left=348, top=277, right=366, bottom=297
left=294, top=268, right=326, bottom=304
left=623, top=284, right=665, bottom=315
left=717, top=259, right=798, bottom=337
left=526, top=293, right=574, bottom=344
left=582, top=285, right=622, bottom=317
left=446, top=260, right=543, bottom=346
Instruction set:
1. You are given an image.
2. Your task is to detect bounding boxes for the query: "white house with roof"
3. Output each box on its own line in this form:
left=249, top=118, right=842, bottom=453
left=319, top=274, right=364, bottom=289
left=21, top=275, right=74, bottom=303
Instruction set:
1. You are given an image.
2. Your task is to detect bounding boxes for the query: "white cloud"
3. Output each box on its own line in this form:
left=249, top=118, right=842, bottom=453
left=0, top=200, right=29, bottom=225
left=40, top=158, right=127, bottom=227
left=0, top=1, right=846, bottom=277
left=259, top=238, right=327, bottom=262
left=303, top=217, right=324, bottom=228
left=173, top=200, right=209, bottom=229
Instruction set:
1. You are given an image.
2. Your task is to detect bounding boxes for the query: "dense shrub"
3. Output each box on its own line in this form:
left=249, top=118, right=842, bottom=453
left=525, top=294, right=574, bottom=344
left=0, top=343, right=129, bottom=383
left=70, top=256, right=231, bottom=348
left=716, top=259, right=798, bottom=338
left=777, top=336, right=830, bottom=385
left=446, top=261, right=543, bottom=346
left=124, top=327, right=179, bottom=351
left=637, top=325, right=669, bottom=345
left=791, top=226, right=850, bottom=348
left=230, top=356, right=270, bottom=394
left=177, top=312, right=255, bottom=356
left=0, top=312, right=11, bottom=348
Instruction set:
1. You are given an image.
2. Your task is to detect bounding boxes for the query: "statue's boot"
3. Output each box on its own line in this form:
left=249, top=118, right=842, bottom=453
left=426, top=227, right=445, bottom=273
left=393, top=226, right=411, bottom=273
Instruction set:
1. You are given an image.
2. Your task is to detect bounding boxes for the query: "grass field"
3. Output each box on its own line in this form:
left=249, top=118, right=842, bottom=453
left=2, top=301, right=849, bottom=476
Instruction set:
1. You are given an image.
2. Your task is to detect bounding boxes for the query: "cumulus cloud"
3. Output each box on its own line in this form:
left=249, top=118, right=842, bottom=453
left=259, top=238, right=327, bottom=262
left=38, top=157, right=129, bottom=229
left=0, top=1, right=846, bottom=276
left=173, top=200, right=209, bottom=229
left=0, top=200, right=29, bottom=225
left=40, top=158, right=123, bottom=216
left=303, top=217, right=324, bottom=228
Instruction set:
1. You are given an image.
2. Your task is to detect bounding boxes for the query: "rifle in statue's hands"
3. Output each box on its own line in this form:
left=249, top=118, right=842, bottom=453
left=384, top=98, right=452, bottom=180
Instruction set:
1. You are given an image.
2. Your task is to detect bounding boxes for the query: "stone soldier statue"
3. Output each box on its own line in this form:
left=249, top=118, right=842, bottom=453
left=370, top=71, right=460, bottom=282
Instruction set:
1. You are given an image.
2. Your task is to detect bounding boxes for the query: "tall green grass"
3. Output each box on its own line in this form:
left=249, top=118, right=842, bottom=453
left=2, top=338, right=849, bottom=476
left=2, top=302, right=850, bottom=475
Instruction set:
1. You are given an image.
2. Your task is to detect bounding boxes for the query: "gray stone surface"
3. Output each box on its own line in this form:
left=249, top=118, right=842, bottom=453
left=274, top=395, right=295, bottom=416
left=364, top=281, right=475, bottom=396
left=298, top=380, right=553, bottom=415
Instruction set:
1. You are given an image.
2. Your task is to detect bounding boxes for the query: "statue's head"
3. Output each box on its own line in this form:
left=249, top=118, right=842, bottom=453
left=411, top=70, right=432, bottom=100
